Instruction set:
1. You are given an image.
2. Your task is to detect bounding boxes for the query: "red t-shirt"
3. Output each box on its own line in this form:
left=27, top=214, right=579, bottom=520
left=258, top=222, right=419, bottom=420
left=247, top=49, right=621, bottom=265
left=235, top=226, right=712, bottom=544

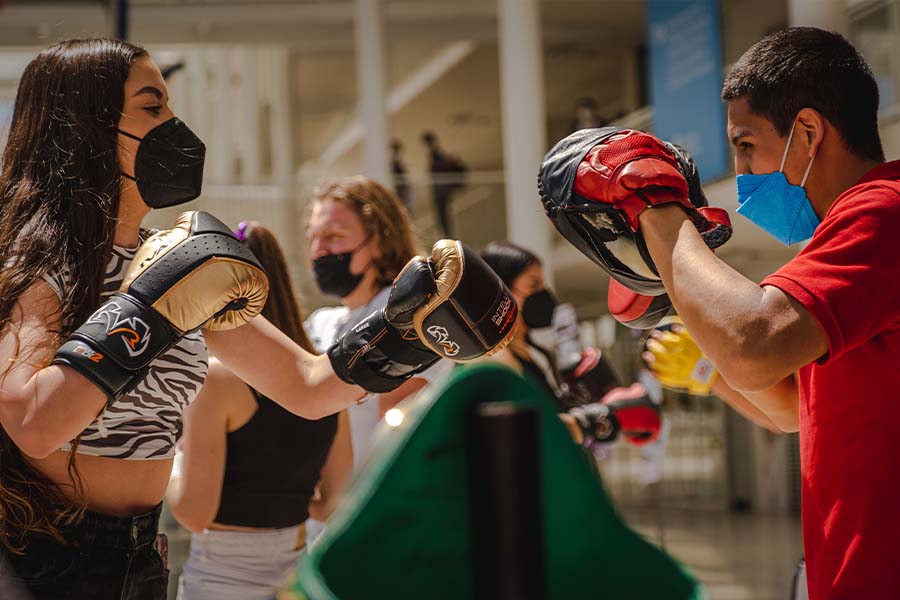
left=762, top=161, right=900, bottom=600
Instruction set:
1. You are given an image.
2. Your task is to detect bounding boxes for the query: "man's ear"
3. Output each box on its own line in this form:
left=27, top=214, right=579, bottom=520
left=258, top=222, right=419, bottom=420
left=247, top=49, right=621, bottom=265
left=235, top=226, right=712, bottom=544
left=796, top=107, right=826, bottom=158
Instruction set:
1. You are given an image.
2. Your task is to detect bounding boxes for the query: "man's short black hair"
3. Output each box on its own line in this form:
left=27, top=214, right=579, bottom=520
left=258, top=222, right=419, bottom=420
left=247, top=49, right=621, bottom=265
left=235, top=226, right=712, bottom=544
left=722, top=27, right=884, bottom=162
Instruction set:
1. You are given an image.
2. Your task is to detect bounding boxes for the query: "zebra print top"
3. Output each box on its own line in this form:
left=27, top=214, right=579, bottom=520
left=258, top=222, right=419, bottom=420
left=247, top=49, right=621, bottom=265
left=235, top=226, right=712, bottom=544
left=46, top=235, right=209, bottom=460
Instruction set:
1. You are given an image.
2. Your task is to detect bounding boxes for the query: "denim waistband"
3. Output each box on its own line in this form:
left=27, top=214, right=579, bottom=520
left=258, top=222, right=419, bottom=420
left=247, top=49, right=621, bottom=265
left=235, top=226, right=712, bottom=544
left=76, top=503, right=161, bottom=550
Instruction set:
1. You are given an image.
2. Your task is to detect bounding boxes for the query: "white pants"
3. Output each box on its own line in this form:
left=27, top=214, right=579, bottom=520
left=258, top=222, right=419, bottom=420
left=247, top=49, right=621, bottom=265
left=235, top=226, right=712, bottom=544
left=176, top=526, right=303, bottom=600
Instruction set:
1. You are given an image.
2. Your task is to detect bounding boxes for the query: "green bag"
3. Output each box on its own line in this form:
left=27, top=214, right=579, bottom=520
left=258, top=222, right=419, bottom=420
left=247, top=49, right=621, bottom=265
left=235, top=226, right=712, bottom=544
left=293, top=364, right=705, bottom=600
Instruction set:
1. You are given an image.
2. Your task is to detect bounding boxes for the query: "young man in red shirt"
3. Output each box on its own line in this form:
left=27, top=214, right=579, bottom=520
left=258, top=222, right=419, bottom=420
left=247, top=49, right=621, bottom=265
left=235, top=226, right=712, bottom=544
left=562, top=28, right=899, bottom=599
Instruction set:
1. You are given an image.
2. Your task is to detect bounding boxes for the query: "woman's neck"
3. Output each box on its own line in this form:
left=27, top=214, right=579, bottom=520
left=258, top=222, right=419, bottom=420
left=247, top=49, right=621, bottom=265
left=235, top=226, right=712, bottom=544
left=342, top=275, right=381, bottom=310
left=115, top=195, right=149, bottom=248
left=114, top=218, right=142, bottom=248
left=513, top=323, right=530, bottom=345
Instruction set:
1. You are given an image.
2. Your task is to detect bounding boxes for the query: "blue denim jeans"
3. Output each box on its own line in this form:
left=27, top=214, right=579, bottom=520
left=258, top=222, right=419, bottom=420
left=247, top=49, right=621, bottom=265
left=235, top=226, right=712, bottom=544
left=0, top=503, right=168, bottom=600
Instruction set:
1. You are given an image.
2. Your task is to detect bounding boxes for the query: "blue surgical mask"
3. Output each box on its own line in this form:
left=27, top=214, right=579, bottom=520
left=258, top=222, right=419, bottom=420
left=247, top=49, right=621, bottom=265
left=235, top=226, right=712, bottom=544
left=735, top=124, right=819, bottom=246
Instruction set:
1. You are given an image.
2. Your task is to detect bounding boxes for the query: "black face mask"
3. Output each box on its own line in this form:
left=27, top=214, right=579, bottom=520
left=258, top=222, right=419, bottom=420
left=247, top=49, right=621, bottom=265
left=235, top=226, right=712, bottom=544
left=522, top=288, right=558, bottom=329
left=312, top=244, right=369, bottom=298
left=119, top=117, right=206, bottom=208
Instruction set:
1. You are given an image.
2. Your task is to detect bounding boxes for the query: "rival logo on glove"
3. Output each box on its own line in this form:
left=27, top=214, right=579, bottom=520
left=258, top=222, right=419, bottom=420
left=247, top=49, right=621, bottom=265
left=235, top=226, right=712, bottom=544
left=426, top=325, right=460, bottom=357
left=87, top=301, right=152, bottom=357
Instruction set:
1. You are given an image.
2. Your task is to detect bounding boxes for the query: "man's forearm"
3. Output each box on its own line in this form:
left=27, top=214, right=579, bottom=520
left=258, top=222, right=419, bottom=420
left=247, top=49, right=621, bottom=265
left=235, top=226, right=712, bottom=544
left=638, top=208, right=768, bottom=375
left=637, top=206, right=820, bottom=391
left=741, top=376, right=800, bottom=433
left=712, top=376, right=797, bottom=433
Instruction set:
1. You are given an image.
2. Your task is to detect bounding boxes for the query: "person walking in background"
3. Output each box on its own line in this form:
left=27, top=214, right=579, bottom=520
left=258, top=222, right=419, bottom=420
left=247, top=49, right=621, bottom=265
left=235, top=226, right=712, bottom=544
left=570, top=96, right=605, bottom=132
left=421, top=130, right=467, bottom=237
left=390, top=139, right=412, bottom=215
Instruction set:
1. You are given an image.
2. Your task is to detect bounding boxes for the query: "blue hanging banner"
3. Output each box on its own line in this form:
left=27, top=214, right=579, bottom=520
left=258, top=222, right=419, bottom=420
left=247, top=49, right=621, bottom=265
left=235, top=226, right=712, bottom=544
left=647, top=0, right=729, bottom=182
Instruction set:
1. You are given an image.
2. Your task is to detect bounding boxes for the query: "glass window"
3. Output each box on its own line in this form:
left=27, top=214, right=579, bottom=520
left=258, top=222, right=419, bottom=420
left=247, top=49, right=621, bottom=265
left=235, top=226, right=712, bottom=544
left=849, top=0, right=900, bottom=113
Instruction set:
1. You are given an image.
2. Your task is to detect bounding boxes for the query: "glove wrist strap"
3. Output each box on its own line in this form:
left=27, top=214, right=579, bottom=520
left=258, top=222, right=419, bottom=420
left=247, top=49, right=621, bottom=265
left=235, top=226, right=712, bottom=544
left=53, top=293, right=177, bottom=401
left=328, top=310, right=439, bottom=394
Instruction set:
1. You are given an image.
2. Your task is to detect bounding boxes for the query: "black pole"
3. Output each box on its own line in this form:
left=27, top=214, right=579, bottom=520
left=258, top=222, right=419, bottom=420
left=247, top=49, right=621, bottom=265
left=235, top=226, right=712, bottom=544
left=466, top=402, right=546, bottom=600
left=110, top=0, right=129, bottom=40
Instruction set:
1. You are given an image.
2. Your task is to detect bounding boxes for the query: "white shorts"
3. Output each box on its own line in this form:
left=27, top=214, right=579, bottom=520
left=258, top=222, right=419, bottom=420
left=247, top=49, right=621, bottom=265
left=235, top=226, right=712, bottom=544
left=176, top=526, right=304, bottom=600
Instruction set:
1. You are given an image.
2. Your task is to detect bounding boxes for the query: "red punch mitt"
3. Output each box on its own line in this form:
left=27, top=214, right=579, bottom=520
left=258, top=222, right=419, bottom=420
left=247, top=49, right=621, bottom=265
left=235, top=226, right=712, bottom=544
left=573, top=130, right=731, bottom=241
left=607, top=279, right=674, bottom=330
left=539, top=127, right=731, bottom=296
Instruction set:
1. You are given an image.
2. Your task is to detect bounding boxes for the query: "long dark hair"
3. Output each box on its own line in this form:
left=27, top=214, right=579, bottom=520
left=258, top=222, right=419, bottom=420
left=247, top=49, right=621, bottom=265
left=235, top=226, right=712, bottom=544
left=241, top=222, right=317, bottom=354
left=0, top=38, right=147, bottom=552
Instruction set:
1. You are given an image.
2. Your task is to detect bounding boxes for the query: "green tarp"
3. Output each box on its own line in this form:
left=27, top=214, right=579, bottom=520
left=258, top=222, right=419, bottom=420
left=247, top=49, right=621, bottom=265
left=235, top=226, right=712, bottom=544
left=293, top=364, right=705, bottom=600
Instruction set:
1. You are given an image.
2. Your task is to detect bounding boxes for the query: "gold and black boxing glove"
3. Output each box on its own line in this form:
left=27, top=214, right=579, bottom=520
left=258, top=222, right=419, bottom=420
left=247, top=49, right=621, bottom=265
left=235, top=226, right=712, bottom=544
left=413, top=239, right=517, bottom=360
left=327, top=257, right=442, bottom=393
left=328, top=240, right=518, bottom=393
left=54, top=211, right=269, bottom=400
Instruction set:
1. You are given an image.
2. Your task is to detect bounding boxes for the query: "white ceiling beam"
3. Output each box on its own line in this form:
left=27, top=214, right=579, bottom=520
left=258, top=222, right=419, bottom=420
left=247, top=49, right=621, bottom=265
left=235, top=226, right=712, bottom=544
left=0, top=2, right=641, bottom=48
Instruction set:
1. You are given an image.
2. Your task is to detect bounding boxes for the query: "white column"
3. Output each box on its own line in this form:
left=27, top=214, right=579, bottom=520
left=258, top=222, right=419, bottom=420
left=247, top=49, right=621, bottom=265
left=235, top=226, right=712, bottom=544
left=788, top=0, right=848, bottom=34
left=353, top=0, right=391, bottom=185
left=267, top=47, right=302, bottom=274
left=237, top=48, right=261, bottom=185
left=208, top=48, right=231, bottom=184
left=185, top=49, right=207, bottom=142
left=497, top=0, right=551, bottom=277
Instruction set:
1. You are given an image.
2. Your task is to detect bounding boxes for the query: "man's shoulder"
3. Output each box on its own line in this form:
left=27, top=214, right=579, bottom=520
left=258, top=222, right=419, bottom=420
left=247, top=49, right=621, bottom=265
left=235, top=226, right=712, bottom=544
left=826, top=176, right=900, bottom=221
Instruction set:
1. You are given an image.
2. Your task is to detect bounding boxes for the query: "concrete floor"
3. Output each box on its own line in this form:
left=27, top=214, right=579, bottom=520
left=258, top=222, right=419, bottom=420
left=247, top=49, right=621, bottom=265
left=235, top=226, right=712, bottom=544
left=161, top=506, right=803, bottom=599
left=621, top=507, right=804, bottom=600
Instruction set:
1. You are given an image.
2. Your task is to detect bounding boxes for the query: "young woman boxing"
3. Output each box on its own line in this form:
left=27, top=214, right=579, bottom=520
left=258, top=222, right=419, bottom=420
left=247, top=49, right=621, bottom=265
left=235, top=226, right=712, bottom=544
left=0, top=39, right=513, bottom=598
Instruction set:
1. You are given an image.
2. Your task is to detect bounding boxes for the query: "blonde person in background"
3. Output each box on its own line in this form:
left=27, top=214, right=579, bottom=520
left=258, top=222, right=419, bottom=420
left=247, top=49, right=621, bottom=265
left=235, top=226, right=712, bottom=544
left=167, top=222, right=352, bottom=600
left=304, top=176, right=452, bottom=541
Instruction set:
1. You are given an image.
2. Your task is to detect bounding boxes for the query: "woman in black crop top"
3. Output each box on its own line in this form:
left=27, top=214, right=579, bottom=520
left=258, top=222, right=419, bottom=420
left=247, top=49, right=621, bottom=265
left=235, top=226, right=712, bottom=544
left=166, top=222, right=352, bottom=599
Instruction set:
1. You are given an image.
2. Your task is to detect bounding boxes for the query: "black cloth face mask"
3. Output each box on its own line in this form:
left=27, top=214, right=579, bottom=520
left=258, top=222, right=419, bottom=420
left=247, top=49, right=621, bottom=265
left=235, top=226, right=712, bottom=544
left=119, top=117, right=206, bottom=208
left=312, top=239, right=371, bottom=298
left=522, top=288, right=558, bottom=329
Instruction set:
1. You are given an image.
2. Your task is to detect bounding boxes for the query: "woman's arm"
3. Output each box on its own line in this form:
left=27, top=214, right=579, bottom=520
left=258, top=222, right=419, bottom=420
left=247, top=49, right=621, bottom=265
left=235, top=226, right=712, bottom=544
left=378, top=377, right=428, bottom=416
left=205, top=316, right=365, bottom=420
left=165, top=359, right=234, bottom=532
left=308, top=410, right=353, bottom=522
left=0, top=282, right=108, bottom=458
